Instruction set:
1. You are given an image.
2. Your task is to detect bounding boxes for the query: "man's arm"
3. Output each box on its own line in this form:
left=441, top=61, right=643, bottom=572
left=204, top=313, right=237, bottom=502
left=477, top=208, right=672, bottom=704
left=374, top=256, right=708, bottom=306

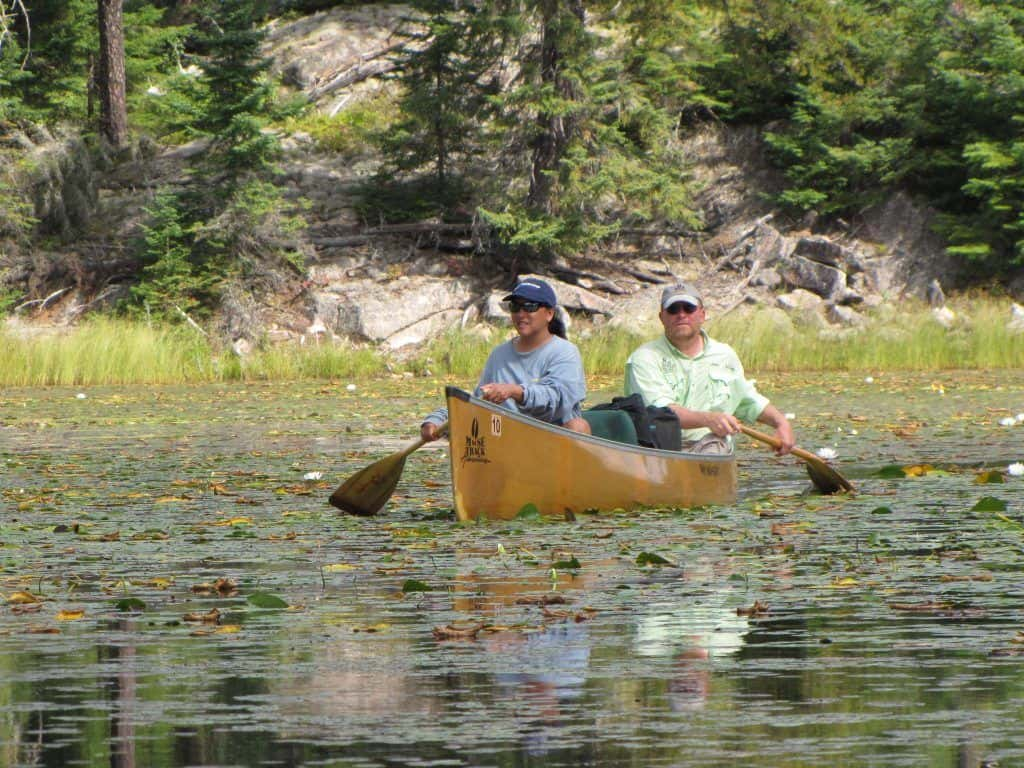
left=755, top=403, right=795, bottom=455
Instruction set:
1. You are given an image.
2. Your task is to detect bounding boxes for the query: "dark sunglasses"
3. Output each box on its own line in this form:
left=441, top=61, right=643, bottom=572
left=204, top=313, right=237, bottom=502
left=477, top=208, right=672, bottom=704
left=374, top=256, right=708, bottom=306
left=666, top=301, right=701, bottom=315
left=506, top=300, right=548, bottom=313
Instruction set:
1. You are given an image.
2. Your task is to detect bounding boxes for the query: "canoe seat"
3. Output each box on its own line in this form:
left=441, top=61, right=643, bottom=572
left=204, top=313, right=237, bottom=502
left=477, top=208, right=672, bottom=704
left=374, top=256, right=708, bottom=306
left=582, top=409, right=639, bottom=445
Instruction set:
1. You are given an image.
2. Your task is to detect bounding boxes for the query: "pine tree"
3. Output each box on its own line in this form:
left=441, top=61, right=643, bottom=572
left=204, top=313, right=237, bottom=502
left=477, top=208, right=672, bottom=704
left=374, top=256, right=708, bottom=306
left=379, top=0, right=497, bottom=215
left=191, top=0, right=279, bottom=179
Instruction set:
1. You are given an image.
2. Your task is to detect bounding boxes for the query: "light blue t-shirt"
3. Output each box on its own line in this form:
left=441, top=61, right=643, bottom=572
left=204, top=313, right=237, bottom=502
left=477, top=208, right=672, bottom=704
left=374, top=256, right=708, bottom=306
left=424, top=335, right=586, bottom=427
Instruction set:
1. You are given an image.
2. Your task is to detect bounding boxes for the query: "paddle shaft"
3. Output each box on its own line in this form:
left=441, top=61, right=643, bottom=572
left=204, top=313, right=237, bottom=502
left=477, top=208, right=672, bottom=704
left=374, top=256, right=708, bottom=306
left=739, top=424, right=823, bottom=465
left=393, top=420, right=449, bottom=460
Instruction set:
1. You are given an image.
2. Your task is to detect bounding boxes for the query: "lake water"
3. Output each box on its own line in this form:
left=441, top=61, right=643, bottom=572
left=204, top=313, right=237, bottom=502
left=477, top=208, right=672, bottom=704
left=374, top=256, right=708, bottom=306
left=1, top=372, right=1023, bottom=767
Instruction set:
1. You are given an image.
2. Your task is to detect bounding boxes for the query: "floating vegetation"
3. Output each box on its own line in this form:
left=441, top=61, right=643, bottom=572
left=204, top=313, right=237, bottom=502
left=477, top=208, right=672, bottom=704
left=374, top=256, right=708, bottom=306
left=0, top=372, right=1022, bottom=767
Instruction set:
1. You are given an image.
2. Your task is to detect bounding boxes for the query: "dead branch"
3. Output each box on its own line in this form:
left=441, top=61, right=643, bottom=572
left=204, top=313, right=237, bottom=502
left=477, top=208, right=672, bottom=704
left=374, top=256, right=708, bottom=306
left=308, top=42, right=404, bottom=101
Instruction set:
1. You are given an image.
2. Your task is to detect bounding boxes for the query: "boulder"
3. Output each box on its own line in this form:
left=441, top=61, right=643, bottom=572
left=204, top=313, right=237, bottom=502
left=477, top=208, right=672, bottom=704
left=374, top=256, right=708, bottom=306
left=1008, top=302, right=1024, bottom=334
left=776, top=288, right=825, bottom=312
left=826, top=304, right=865, bottom=327
left=311, top=275, right=473, bottom=345
left=778, top=254, right=848, bottom=301
left=792, top=235, right=865, bottom=273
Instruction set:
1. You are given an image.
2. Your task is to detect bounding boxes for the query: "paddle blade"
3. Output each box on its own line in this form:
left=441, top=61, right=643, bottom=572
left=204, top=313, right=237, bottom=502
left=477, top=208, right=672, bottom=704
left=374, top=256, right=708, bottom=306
left=329, top=452, right=409, bottom=516
left=804, top=459, right=854, bottom=495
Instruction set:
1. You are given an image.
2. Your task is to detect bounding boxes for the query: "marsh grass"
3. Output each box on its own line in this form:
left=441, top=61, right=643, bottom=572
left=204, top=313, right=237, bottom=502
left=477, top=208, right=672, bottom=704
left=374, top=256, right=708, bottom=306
left=1, top=296, right=1020, bottom=385
left=0, top=317, right=214, bottom=386
left=223, top=341, right=386, bottom=380
left=710, top=295, right=1024, bottom=372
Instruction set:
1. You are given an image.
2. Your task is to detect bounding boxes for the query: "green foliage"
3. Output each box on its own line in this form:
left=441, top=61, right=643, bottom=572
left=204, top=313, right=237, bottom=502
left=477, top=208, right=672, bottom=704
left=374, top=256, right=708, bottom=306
left=0, top=287, right=22, bottom=316
left=9, top=0, right=96, bottom=119
left=415, top=326, right=498, bottom=377
left=127, top=190, right=218, bottom=320
left=0, top=161, right=36, bottom=243
left=369, top=0, right=705, bottom=254
left=381, top=1, right=494, bottom=197
left=735, top=0, right=1024, bottom=273
left=285, top=93, right=395, bottom=156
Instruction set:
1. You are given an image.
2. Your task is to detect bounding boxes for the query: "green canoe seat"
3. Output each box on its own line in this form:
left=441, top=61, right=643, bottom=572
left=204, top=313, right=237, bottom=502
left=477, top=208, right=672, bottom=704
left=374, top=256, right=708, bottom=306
left=582, top=409, right=639, bottom=445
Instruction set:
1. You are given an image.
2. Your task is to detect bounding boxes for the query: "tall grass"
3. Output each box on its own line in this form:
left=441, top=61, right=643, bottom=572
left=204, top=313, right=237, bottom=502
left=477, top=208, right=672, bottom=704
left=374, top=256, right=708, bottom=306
left=0, top=317, right=215, bottom=385
left=1, top=295, right=1020, bottom=386
left=709, top=295, right=1024, bottom=372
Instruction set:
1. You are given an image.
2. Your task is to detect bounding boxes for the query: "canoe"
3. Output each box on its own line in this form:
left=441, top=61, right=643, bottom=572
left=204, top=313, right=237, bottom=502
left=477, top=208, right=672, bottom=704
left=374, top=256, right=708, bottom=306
left=445, top=386, right=737, bottom=521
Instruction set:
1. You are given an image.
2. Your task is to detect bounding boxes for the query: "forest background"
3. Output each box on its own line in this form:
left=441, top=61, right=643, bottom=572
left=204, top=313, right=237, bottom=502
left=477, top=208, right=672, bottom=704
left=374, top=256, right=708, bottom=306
left=1, top=0, right=1023, bottom=383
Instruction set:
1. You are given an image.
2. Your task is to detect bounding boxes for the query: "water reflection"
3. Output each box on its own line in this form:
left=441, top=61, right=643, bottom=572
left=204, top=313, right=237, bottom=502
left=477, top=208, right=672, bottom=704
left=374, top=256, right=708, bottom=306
left=103, top=622, right=136, bottom=768
left=634, top=597, right=749, bottom=712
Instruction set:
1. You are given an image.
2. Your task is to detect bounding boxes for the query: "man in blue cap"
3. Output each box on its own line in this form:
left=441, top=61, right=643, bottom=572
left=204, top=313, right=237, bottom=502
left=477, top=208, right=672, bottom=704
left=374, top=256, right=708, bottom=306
left=624, top=281, right=794, bottom=454
left=421, top=277, right=591, bottom=439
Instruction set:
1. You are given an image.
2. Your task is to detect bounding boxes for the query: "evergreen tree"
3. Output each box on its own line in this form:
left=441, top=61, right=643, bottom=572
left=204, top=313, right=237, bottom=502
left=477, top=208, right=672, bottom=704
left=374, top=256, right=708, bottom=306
left=378, top=0, right=497, bottom=215
left=191, top=0, right=279, bottom=178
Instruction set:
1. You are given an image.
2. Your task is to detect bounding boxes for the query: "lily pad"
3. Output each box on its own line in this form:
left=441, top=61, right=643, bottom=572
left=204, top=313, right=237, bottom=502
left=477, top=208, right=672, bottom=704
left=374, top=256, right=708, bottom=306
left=247, top=592, right=289, bottom=609
left=972, top=496, right=1007, bottom=512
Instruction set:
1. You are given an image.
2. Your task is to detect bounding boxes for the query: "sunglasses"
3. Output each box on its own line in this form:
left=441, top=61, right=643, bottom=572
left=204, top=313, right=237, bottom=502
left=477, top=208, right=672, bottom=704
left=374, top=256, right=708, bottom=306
left=505, top=300, right=548, bottom=313
left=666, top=301, right=701, bottom=315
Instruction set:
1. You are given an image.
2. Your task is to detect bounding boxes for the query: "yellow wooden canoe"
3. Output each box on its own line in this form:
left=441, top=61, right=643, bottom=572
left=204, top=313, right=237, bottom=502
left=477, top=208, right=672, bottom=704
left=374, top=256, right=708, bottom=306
left=446, top=387, right=737, bottom=521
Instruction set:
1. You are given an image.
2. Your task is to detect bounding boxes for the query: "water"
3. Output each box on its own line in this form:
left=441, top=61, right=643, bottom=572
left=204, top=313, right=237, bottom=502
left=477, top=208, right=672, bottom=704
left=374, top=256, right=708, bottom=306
left=1, top=372, right=1023, bottom=767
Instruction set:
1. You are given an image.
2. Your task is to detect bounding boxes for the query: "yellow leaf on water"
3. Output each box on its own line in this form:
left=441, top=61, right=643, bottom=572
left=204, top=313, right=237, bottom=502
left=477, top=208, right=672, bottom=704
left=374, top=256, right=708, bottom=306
left=829, top=577, right=859, bottom=588
left=214, top=625, right=241, bottom=634
left=7, top=591, right=40, bottom=604
left=323, top=563, right=356, bottom=572
left=213, top=517, right=252, bottom=526
left=56, top=610, right=85, bottom=621
left=353, top=622, right=391, bottom=633
left=902, top=464, right=935, bottom=477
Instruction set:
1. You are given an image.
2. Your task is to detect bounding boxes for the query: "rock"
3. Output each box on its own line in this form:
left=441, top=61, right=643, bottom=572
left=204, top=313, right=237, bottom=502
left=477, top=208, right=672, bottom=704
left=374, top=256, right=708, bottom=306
left=312, top=275, right=473, bottom=344
left=926, top=278, right=945, bottom=308
left=606, top=285, right=665, bottom=335
left=793, top=235, right=865, bottom=273
left=232, top=338, right=253, bottom=357
left=481, top=293, right=510, bottom=324
left=778, top=254, right=848, bottom=300
left=931, top=306, right=957, bottom=328
left=1008, top=302, right=1024, bottom=334
left=750, top=267, right=783, bottom=289
left=858, top=192, right=961, bottom=297
left=826, top=304, right=864, bottom=327
left=384, top=309, right=464, bottom=350
left=776, top=289, right=824, bottom=312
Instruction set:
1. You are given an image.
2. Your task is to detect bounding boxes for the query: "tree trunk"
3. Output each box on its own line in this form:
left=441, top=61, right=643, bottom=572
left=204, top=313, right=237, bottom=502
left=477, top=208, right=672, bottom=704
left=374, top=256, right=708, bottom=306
left=97, top=0, right=128, bottom=148
left=526, top=0, right=585, bottom=215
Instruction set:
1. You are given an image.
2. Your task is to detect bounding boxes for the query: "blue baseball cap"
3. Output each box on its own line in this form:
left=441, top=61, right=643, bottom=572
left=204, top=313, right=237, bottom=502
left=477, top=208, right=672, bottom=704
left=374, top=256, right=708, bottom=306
left=504, top=278, right=557, bottom=307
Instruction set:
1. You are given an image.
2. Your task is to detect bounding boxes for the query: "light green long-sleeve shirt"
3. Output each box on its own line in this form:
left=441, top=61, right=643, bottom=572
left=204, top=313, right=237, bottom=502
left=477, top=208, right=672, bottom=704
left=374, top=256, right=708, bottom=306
left=624, top=331, right=769, bottom=443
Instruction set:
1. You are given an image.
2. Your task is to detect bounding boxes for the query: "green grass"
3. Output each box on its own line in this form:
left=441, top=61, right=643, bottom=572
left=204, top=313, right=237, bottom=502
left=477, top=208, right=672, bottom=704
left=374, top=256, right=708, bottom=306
left=1, top=295, right=1020, bottom=386
left=0, top=317, right=215, bottom=386
left=282, top=91, right=396, bottom=157
left=709, top=295, right=1024, bottom=372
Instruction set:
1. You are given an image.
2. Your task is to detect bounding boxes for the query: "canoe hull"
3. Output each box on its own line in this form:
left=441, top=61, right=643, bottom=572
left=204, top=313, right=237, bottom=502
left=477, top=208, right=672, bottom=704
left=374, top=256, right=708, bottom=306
left=446, top=387, right=736, bottom=521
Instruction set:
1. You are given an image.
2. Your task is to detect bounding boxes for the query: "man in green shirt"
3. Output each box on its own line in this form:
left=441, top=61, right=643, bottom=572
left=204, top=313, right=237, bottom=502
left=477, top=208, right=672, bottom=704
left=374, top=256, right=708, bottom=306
left=624, top=282, right=796, bottom=455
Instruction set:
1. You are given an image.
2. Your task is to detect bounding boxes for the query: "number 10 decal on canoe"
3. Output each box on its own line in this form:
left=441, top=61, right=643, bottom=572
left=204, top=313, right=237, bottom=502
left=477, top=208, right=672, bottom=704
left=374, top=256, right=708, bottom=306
left=445, top=387, right=737, bottom=521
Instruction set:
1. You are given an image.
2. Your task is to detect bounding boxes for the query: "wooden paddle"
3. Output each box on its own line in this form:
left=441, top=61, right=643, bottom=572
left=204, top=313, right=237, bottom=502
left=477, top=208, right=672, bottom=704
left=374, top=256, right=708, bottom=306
left=739, top=425, right=855, bottom=495
left=329, top=421, right=448, bottom=515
